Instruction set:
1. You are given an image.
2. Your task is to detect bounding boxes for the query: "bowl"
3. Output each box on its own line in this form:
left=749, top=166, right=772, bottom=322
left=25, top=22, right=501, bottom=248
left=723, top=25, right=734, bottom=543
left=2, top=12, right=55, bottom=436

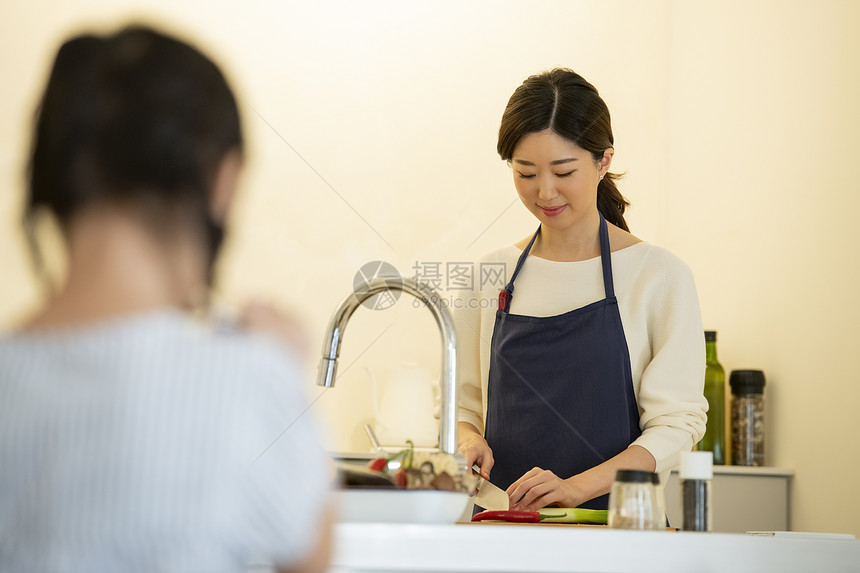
left=335, top=489, right=470, bottom=524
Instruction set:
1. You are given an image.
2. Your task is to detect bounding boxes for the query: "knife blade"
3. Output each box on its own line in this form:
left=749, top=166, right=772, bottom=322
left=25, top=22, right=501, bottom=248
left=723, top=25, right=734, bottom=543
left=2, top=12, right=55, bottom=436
left=473, top=476, right=510, bottom=511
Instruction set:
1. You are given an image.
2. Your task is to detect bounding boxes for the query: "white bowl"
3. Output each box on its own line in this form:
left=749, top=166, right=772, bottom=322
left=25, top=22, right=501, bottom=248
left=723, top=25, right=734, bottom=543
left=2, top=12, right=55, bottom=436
left=336, top=489, right=470, bottom=524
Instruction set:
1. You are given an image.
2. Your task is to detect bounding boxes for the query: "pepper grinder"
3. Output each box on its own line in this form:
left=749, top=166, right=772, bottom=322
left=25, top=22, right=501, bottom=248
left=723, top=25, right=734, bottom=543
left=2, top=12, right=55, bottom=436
left=680, top=451, right=713, bottom=532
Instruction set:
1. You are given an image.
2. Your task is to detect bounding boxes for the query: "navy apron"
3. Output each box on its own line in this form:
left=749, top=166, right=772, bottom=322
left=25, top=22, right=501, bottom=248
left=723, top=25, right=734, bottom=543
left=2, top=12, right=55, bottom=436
left=483, top=214, right=641, bottom=510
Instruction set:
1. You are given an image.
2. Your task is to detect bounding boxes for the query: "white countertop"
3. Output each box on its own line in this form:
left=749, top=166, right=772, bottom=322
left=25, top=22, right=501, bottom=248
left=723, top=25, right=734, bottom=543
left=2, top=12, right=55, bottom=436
left=331, top=522, right=859, bottom=573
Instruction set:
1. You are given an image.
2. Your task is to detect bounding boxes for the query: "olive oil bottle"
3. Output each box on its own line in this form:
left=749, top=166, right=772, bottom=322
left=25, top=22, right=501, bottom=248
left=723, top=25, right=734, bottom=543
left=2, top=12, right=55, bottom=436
left=698, top=331, right=726, bottom=465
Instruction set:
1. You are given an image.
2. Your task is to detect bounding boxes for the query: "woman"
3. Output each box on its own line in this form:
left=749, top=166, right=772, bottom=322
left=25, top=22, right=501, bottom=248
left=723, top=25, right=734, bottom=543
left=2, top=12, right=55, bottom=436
left=456, top=68, right=707, bottom=512
left=0, top=26, right=331, bottom=572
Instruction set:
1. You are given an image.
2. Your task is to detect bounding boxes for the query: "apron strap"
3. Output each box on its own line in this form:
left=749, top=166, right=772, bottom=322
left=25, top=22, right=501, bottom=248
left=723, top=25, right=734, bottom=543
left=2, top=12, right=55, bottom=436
left=503, top=214, right=615, bottom=310
left=598, top=214, right=615, bottom=299
left=502, top=225, right=541, bottom=311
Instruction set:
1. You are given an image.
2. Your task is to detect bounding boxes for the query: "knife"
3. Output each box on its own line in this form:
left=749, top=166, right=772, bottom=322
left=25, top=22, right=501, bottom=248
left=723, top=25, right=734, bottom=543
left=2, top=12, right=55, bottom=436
left=472, top=470, right=510, bottom=511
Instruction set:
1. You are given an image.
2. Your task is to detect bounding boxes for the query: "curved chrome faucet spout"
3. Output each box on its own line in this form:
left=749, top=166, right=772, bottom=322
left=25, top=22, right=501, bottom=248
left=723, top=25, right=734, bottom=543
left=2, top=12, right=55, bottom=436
left=317, top=276, right=458, bottom=455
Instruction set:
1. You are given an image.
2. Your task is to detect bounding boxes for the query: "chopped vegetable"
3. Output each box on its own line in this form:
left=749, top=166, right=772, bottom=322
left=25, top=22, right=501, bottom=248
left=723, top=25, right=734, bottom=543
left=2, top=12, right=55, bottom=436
left=367, top=457, right=387, bottom=472
left=472, top=508, right=609, bottom=524
left=366, top=440, right=477, bottom=493
left=365, top=440, right=414, bottom=473
left=394, top=468, right=408, bottom=487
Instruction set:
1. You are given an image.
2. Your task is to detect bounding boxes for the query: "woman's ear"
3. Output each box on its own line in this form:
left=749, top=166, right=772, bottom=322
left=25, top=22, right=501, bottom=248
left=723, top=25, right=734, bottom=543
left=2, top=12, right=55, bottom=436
left=598, top=148, right=614, bottom=178
left=210, top=149, right=243, bottom=223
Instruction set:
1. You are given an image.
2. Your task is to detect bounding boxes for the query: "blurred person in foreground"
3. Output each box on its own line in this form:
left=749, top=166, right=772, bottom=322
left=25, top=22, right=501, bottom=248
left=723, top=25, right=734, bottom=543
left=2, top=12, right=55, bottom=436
left=0, top=25, right=333, bottom=572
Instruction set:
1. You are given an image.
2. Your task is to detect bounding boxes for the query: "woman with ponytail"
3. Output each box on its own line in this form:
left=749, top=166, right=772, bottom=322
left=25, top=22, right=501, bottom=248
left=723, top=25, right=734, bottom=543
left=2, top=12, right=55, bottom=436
left=0, top=26, right=331, bottom=572
left=455, top=69, right=707, bottom=514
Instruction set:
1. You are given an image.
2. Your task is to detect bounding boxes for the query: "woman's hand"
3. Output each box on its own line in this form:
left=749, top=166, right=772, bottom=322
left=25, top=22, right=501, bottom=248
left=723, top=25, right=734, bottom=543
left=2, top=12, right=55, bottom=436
left=457, top=422, right=494, bottom=481
left=506, top=467, right=584, bottom=511
left=507, top=446, right=657, bottom=511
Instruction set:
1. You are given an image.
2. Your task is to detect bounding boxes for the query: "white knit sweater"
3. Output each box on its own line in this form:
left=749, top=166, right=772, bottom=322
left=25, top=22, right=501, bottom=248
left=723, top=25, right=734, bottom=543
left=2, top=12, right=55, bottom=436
left=452, top=241, right=708, bottom=474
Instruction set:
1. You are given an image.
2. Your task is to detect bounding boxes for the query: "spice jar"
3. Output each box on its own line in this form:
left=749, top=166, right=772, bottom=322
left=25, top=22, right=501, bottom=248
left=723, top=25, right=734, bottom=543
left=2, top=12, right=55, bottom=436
left=730, top=370, right=766, bottom=466
left=680, top=451, right=713, bottom=532
left=607, top=470, right=664, bottom=530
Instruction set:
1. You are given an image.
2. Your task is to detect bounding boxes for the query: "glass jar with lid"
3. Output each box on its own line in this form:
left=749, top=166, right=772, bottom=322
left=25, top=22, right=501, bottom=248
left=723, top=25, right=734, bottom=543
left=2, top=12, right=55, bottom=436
left=730, top=370, right=766, bottom=466
left=607, top=469, right=664, bottom=530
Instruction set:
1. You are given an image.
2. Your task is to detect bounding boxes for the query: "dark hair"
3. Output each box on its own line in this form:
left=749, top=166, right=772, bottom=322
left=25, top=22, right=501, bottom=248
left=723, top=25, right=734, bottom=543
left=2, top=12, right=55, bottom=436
left=497, top=68, right=630, bottom=231
left=25, top=25, right=243, bottom=286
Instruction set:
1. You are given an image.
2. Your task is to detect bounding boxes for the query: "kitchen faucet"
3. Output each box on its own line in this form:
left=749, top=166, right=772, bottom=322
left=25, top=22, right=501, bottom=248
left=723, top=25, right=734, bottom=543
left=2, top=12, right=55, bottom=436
left=316, top=276, right=458, bottom=455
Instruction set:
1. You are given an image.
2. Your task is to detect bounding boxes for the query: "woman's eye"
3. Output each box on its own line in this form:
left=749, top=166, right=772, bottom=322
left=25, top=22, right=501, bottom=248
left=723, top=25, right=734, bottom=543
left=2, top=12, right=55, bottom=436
left=556, top=170, right=576, bottom=178
left=517, top=172, right=536, bottom=179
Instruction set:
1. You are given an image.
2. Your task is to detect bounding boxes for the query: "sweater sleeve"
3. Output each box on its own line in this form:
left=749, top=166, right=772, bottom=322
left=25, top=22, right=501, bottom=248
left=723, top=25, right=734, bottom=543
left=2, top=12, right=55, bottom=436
left=450, top=280, right=486, bottom=433
left=629, top=255, right=708, bottom=474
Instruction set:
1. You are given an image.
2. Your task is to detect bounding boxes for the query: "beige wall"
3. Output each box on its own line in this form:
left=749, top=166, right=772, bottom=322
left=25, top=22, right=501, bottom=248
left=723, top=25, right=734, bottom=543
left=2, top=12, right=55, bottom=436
left=2, top=1, right=857, bottom=536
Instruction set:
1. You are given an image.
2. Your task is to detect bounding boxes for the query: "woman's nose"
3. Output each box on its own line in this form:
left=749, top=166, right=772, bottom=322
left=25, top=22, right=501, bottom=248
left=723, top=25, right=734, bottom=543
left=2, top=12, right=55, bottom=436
left=537, top=176, right=558, bottom=200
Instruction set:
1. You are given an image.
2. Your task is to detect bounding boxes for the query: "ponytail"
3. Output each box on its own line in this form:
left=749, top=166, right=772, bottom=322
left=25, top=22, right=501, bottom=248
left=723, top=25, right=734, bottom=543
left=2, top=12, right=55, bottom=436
left=596, top=172, right=629, bottom=232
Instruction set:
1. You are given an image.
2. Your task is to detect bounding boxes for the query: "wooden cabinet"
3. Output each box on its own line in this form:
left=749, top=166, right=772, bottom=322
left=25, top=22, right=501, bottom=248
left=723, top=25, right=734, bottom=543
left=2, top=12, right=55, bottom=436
left=664, top=466, right=793, bottom=533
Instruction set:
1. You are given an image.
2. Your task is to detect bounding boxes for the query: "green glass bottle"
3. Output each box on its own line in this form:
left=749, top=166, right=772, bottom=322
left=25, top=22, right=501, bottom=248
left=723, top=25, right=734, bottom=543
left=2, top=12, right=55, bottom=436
left=698, top=330, right=726, bottom=464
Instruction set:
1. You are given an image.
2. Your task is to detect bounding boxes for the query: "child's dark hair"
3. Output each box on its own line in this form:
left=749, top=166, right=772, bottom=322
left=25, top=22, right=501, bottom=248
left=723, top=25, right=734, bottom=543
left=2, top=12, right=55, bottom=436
left=26, top=25, right=243, bottom=285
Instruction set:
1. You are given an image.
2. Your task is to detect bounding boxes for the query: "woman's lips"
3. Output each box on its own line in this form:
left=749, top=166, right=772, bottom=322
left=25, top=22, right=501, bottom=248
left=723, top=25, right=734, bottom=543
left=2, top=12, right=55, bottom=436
left=539, top=204, right=567, bottom=217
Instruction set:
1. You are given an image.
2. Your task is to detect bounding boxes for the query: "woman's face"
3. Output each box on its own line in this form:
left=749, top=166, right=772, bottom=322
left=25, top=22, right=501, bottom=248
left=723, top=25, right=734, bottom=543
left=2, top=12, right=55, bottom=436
left=511, top=129, right=611, bottom=230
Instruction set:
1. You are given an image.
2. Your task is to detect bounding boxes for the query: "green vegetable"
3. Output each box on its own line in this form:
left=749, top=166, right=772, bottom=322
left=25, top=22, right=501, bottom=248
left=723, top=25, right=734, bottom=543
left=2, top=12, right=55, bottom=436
left=403, top=440, right=414, bottom=468
left=538, top=508, right=608, bottom=524
left=376, top=441, right=415, bottom=488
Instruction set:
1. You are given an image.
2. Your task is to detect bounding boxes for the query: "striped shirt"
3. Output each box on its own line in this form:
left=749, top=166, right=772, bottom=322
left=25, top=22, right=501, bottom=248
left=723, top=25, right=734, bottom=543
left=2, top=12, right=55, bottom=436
left=0, top=308, right=330, bottom=572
